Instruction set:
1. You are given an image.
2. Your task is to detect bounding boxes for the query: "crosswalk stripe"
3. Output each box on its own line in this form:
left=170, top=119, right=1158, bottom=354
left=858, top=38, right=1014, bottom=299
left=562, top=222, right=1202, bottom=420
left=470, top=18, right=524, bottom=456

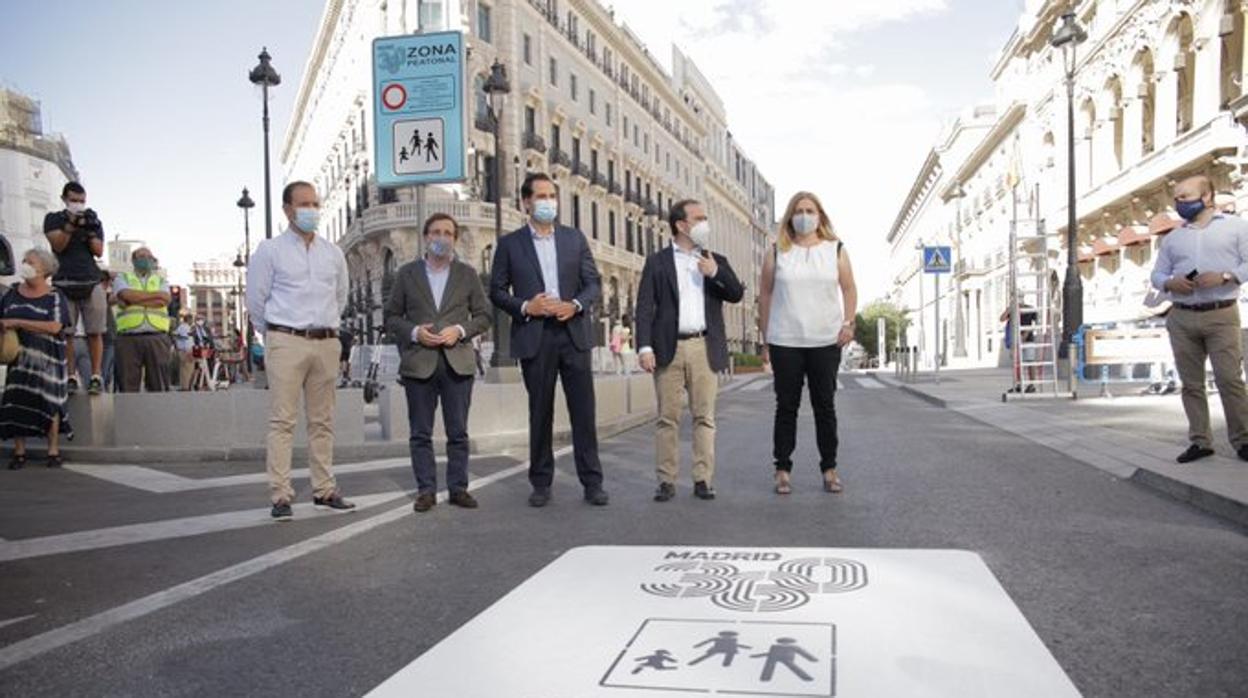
left=0, top=493, right=404, bottom=563
left=0, top=616, right=36, bottom=631
left=65, top=456, right=439, bottom=494
left=744, top=378, right=772, bottom=392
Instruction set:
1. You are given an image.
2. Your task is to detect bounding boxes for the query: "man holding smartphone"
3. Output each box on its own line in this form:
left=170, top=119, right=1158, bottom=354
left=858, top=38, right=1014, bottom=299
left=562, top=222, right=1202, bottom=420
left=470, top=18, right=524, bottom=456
left=1151, top=174, right=1248, bottom=463
left=43, top=182, right=106, bottom=395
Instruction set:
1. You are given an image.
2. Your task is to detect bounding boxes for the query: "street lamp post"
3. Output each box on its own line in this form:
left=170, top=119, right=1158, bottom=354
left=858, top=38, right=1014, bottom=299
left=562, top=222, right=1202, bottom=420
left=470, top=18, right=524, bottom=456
left=249, top=48, right=281, bottom=240
left=951, top=184, right=967, bottom=358
left=483, top=59, right=511, bottom=371
left=1051, top=12, right=1087, bottom=357
left=236, top=188, right=256, bottom=375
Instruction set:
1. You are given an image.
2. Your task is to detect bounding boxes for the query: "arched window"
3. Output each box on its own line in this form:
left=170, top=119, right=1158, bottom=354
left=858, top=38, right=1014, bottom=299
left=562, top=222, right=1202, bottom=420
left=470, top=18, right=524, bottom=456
left=1080, top=98, right=1096, bottom=188
left=1222, top=2, right=1245, bottom=108
left=1174, top=14, right=1196, bottom=135
left=1107, top=77, right=1124, bottom=171
left=1136, top=49, right=1157, bottom=156
left=381, top=248, right=397, bottom=303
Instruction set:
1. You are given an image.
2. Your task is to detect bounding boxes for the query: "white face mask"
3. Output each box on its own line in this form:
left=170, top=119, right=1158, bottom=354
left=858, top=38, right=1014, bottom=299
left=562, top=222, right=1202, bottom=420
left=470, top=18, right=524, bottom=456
left=19, top=262, right=40, bottom=281
left=688, top=221, right=711, bottom=249
left=793, top=213, right=820, bottom=236
left=65, top=201, right=86, bottom=215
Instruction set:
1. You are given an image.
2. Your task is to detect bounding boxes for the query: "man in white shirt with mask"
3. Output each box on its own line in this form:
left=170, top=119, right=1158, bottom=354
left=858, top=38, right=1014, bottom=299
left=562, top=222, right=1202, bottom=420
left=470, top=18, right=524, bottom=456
left=246, top=181, right=354, bottom=521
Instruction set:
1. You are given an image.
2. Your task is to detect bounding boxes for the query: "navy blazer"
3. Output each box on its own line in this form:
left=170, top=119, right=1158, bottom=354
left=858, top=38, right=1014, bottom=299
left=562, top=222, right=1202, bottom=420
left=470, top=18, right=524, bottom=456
left=634, top=246, right=744, bottom=373
left=489, top=223, right=602, bottom=359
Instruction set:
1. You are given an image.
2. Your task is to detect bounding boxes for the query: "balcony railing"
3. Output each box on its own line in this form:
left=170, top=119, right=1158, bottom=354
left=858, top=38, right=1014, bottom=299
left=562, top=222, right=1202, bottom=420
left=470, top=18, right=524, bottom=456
left=550, top=148, right=572, bottom=168
left=523, top=132, right=547, bottom=153
left=608, top=182, right=623, bottom=196
left=571, top=161, right=588, bottom=179
left=592, top=172, right=608, bottom=189
left=474, top=114, right=495, bottom=132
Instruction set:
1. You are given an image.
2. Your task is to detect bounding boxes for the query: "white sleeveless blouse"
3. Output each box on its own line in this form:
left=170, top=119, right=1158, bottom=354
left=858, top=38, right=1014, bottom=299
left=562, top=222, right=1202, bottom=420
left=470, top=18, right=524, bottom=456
left=767, top=240, right=844, bottom=348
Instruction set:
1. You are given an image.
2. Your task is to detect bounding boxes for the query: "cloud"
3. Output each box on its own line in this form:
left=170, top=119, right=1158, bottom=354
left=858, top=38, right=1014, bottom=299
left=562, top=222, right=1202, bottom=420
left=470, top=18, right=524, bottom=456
left=611, top=0, right=954, bottom=300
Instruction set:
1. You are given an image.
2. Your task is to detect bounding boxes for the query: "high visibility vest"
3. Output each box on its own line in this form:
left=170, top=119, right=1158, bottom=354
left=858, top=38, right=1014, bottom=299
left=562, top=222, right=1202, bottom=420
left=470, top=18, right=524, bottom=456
left=116, top=272, right=171, bottom=334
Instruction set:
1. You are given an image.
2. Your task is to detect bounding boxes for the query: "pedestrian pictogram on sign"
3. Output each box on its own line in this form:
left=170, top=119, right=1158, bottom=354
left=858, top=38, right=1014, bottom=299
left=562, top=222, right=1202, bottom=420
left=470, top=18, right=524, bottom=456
left=924, top=246, right=952, bottom=274
left=393, top=119, right=444, bottom=176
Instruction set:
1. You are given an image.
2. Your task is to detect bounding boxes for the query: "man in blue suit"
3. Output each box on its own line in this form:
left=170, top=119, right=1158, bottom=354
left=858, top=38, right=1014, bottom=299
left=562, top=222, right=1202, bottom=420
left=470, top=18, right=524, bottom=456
left=490, top=173, right=608, bottom=507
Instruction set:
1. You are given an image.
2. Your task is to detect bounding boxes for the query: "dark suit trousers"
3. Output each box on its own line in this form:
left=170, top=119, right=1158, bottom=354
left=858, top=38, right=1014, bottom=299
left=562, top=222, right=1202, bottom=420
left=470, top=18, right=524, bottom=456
left=403, top=354, right=474, bottom=494
left=770, top=343, right=841, bottom=472
left=521, top=319, right=604, bottom=491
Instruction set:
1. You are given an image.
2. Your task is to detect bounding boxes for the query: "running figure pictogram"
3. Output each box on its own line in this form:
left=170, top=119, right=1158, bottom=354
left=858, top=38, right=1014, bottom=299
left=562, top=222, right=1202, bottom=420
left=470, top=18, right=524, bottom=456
left=632, top=649, right=678, bottom=674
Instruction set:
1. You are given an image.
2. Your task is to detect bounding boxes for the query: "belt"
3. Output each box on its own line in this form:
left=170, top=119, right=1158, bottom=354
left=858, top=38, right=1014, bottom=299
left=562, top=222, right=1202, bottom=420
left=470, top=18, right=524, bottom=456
left=677, top=330, right=708, bottom=340
left=1173, top=299, right=1236, bottom=313
left=268, top=324, right=338, bottom=339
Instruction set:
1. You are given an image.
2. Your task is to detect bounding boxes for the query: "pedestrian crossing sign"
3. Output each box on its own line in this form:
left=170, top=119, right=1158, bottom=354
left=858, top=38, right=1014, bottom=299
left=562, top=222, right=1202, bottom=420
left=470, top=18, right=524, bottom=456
left=924, top=246, right=952, bottom=274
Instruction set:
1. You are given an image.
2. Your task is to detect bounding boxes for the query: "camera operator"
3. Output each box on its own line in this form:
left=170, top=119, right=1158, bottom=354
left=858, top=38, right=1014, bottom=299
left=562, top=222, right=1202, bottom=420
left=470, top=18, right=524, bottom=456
left=43, top=181, right=107, bottom=395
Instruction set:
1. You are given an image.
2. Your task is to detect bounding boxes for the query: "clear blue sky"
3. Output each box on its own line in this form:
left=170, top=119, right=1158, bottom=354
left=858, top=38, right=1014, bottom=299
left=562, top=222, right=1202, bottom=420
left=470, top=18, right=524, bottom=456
left=2, top=0, right=1025, bottom=296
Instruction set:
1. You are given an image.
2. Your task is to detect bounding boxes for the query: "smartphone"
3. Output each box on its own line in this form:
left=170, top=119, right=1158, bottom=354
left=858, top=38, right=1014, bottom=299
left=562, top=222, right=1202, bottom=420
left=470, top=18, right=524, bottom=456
left=1186, top=269, right=1200, bottom=281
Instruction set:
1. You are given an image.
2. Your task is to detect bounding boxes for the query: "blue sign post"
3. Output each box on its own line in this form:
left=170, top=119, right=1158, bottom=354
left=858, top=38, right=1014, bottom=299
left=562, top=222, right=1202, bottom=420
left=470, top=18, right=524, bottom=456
left=372, top=31, right=466, bottom=187
left=922, top=246, right=952, bottom=382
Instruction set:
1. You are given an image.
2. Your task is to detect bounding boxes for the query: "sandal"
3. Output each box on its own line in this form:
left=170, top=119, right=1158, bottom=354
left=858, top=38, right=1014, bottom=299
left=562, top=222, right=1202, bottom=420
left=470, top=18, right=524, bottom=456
left=823, top=470, right=844, bottom=494
left=8, top=454, right=26, bottom=470
left=46, top=453, right=63, bottom=469
left=774, top=471, right=792, bottom=495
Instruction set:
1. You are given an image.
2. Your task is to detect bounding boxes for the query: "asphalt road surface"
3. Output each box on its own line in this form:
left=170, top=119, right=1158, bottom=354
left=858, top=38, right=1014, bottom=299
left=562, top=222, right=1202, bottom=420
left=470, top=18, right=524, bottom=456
left=1, top=373, right=1244, bottom=697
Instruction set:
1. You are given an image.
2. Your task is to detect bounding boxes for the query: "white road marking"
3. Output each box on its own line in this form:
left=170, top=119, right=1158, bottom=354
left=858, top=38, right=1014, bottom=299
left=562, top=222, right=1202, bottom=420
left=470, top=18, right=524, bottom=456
left=0, top=615, right=36, bottom=630
left=837, top=378, right=845, bottom=390
left=744, top=379, right=772, bottom=392
left=860, top=377, right=885, bottom=389
left=0, top=447, right=570, bottom=672
left=64, top=455, right=460, bottom=494
left=0, top=493, right=403, bottom=563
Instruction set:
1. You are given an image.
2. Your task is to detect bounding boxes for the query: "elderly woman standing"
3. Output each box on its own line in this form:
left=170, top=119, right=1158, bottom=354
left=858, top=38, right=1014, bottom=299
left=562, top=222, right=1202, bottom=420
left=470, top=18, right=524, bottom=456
left=1, top=249, right=72, bottom=469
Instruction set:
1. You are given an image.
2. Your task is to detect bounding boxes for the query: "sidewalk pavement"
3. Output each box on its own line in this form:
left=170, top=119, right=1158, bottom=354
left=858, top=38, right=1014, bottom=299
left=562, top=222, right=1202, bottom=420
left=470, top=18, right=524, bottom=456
left=876, top=366, right=1248, bottom=528
left=33, top=373, right=759, bottom=465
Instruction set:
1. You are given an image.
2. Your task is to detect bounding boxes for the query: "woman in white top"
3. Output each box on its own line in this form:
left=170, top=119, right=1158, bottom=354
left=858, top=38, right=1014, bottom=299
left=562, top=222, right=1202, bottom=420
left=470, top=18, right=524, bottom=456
left=758, top=192, right=858, bottom=495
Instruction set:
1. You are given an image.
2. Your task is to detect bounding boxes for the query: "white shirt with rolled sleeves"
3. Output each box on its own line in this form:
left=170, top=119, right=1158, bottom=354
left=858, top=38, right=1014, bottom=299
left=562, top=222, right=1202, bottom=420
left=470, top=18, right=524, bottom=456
left=1150, top=213, right=1248, bottom=305
left=640, top=245, right=707, bottom=356
left=246, top=227, right=348, bottom=334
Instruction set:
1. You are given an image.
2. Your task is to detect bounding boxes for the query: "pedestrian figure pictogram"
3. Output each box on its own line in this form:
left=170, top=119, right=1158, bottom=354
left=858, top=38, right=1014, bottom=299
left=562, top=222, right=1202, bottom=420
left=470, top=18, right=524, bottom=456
left=399, top=147, right=409, bottom=163
left=424, top=132, right=439, bottom=162
left=632, top=649, right=678, bottom=674
left=409, top=130, right=422, bottom=153
left=688, top=631, right=751, bottom=667
left=751, top=637, right=817, bottom=682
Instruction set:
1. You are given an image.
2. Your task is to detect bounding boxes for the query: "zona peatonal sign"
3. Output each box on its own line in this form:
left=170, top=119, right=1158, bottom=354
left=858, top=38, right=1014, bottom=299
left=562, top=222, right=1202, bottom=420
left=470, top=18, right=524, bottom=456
left=367, top=546, right=1080, bottom=697
left=372, top=31, right=466, bottom=187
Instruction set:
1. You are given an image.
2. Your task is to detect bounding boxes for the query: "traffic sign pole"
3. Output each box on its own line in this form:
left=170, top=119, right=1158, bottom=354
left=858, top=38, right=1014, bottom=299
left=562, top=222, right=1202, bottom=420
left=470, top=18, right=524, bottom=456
left=934, top=273, right=941, bottom=385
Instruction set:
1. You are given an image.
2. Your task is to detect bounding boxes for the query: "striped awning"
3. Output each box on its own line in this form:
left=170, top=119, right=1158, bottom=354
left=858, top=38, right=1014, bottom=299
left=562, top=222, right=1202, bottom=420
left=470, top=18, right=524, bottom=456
left=1092, top=237, right=1120, bottom=256
left=1116, top=225, right=1151, bottom=246
left=1148, top=212, right=1183, bottom=235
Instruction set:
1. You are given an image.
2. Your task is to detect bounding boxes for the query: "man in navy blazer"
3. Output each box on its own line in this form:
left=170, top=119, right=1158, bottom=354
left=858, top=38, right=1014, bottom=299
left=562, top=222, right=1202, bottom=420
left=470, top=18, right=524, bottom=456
left=489, top=173, right=608, bottom=507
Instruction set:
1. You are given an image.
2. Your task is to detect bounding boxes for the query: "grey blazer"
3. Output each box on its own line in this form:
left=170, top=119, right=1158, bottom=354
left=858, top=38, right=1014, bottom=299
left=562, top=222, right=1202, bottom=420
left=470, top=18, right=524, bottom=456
left=384, top=258, right=492, bottom=380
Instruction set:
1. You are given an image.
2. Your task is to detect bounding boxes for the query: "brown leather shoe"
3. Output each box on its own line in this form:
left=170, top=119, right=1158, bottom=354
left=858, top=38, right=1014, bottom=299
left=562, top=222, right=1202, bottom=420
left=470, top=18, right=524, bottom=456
left=413, top=492, right=436, bottom=512
left=448, top=490, right=479, bottom=509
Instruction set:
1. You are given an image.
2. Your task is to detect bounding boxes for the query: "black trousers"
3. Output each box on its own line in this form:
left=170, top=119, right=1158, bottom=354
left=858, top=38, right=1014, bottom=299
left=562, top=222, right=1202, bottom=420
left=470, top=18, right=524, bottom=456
left=402, top=354, right=474, bottom=495
left=520, top=320, right=604, bottom=491
left=769, top=343, right=841, bottom=472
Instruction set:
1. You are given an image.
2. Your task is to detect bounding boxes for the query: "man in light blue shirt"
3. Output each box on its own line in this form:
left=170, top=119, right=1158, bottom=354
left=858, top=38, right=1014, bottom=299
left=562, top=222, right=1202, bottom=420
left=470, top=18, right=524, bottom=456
left=1150, top=174, right=1248, bottom=463
left=246, top=181, right=354, bottom=520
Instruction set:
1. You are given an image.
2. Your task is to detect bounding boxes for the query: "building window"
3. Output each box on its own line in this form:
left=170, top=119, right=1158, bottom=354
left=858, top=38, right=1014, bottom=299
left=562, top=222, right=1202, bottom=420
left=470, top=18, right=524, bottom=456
left=572, top=136, right=581, bottom=165
left=591, top=201, right=599, bottom=239
left=551, top=123, right=561, bottom=151
left=571, top=73, right=578, bottom=101
left=606, top=103, right=612, bottom=126
left=572, top=194, right=581, bottom=229
left=525, top=105, right=537, bottom=137
left=608, top=160, right=615, bottom=187
left=418, top=0, right=444, bottom=30
left=609, top=211, right=617, bottom=245
left=589, top=88, right=596, bottom=114
left=624, top=115, right=629, bottom=135
left=476, top=3, right=492, bottom=43
left=523, top=34, right=532, bottom=65
left=634, top=124, right=639, bottom=145
left=549, top=57, right=558, bottom=86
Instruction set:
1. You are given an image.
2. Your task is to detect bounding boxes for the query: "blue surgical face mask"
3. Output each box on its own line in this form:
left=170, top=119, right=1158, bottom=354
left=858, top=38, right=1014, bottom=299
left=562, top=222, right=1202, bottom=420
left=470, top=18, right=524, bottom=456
left=134, top=258, right=154, bottom=274
left=427, top=238, right=453, bottom=259
left=1175, top=198, right=1207, bottom=222
left=294, top=207, right=320, bottom=233
left=531, top=199, right=558, bottom=224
